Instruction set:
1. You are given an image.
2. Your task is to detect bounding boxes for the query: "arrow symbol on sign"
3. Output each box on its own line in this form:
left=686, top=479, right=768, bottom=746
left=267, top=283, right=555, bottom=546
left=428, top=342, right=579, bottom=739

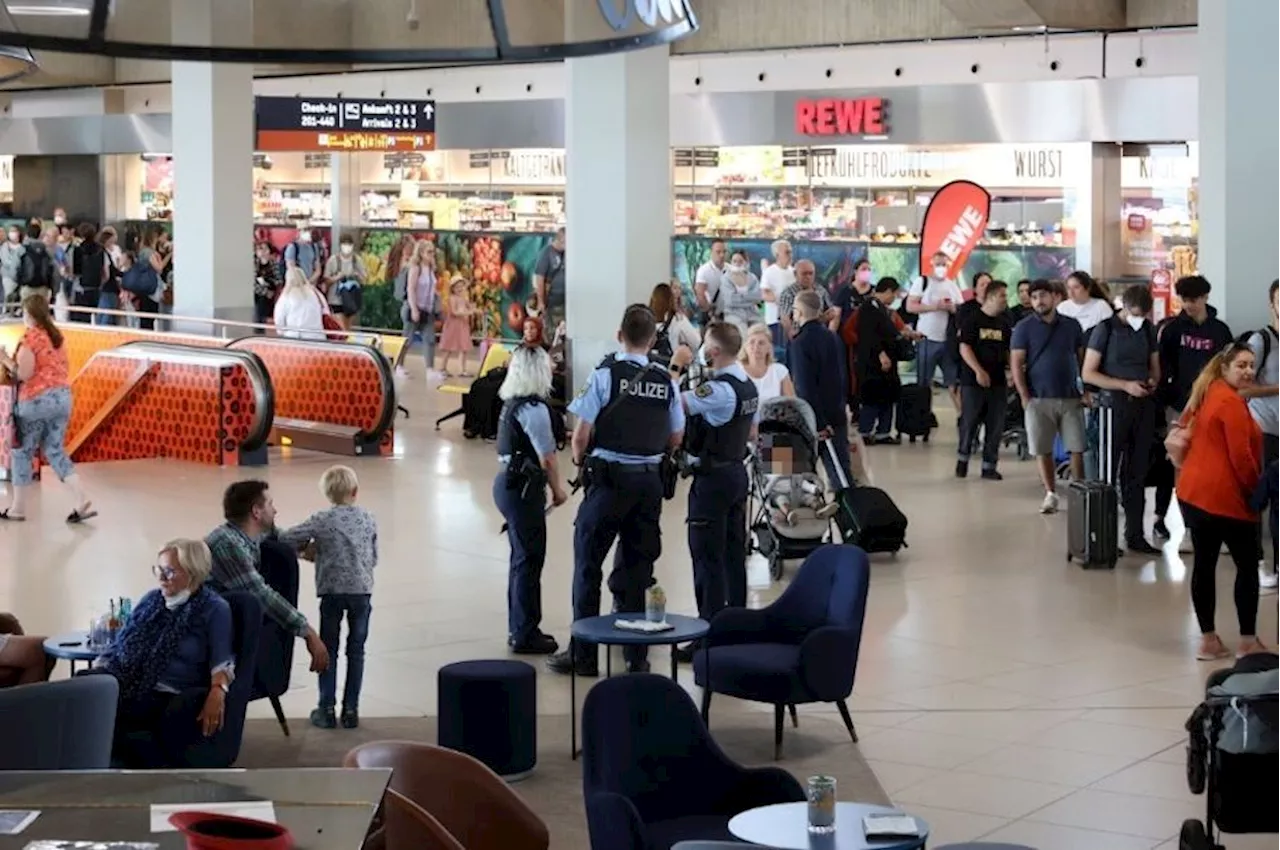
left=424, top=103, right=434, bottom=119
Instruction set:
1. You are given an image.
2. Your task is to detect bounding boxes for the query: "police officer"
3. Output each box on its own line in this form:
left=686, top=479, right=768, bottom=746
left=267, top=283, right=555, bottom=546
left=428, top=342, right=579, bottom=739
left=669, top=323, right=758, bottom=663
left=493, top=345, right=569, bottom=655
left=546, top=304, right=685, bottom=676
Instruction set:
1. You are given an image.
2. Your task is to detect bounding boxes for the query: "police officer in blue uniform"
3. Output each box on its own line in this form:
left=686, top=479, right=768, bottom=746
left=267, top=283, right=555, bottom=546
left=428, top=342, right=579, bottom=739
left=668, top=323, right=758, bottom=663
left=493, top=345, right=570, bottom=655
left=546, top=305, right=685, bottom=676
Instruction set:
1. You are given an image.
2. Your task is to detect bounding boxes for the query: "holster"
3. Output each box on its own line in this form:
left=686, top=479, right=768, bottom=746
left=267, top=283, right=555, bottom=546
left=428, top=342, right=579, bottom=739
left=659, top=453, right=679, bottom=500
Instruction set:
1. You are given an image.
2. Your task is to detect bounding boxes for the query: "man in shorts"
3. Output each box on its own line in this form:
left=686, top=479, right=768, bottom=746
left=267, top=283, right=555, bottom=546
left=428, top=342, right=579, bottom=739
left=1011, top=279, right=1087, bottom=514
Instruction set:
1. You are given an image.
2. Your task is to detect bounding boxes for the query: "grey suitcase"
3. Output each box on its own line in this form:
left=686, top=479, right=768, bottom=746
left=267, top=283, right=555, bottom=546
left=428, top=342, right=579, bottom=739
left=1066, top=406, right=1118, bottom=569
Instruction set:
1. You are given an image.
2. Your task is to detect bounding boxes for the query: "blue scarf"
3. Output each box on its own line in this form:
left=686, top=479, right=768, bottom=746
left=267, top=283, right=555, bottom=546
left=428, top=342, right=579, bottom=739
left=101, top=585, right=216, bottom=700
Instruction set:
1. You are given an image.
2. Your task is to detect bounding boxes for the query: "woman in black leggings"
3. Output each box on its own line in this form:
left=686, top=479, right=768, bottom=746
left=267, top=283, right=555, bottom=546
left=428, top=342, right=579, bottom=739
left=1175, top=344, right=1267, bottom=661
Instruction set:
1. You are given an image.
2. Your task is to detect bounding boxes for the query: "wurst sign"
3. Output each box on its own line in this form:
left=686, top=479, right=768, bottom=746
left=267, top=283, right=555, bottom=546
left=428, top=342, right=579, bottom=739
left=918, top=180, right=991, bottom=279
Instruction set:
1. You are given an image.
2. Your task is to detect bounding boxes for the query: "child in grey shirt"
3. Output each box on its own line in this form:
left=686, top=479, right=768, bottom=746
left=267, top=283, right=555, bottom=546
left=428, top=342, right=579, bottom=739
left=279, top=465, right=378, bottom=730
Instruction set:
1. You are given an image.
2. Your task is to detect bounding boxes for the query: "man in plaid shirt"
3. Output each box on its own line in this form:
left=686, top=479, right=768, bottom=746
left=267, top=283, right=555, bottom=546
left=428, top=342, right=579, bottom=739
left=206, top=480, right=330, bottom=673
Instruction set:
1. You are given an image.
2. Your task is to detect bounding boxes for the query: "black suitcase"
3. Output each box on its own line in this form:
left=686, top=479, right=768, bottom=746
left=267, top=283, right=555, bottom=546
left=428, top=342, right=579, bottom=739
left=896, top=383, right=933, bottom=442
left=1066, top=407, right=1118, bottom=568
left=824, top=440, right=908, bottom=554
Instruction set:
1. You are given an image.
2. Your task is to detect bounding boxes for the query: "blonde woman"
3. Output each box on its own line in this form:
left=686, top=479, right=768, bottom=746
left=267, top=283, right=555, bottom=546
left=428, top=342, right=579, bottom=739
left=273, top=266, right=327, bottom=340
left=394, top=239, right=439, bottom=378
left=740, top=322, right=794, bottom=403
left=759, top=239, right=794, bottom=351
left=94, top=539, right=236, bottom=757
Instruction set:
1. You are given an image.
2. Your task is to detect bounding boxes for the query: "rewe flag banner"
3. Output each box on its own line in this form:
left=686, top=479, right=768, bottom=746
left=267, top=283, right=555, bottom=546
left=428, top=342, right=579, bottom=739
left=919, top=180, right=991, bottom=280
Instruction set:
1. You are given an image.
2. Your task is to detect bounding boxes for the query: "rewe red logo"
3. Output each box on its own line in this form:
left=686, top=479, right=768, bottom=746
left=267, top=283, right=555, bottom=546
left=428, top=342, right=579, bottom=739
left=795, top=97, right=888, bottom=137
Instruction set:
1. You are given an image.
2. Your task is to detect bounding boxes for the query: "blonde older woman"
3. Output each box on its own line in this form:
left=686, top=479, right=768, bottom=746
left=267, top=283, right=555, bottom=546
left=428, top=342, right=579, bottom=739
left=741, top=322, right=794, bottom=403
left=94, top=539, right=236, bottom=756
left=273, top=266, right=328, bottom=340
left=759, top=239, right=794, bottom=351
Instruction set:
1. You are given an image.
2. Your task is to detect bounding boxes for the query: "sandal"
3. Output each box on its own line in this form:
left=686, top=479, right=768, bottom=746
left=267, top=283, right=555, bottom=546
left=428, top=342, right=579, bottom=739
left=66, top=505, right=98, bottom=524
left=0, top=509, right=26, bottom=522
left=1196, top=639, right=1231, bottom=661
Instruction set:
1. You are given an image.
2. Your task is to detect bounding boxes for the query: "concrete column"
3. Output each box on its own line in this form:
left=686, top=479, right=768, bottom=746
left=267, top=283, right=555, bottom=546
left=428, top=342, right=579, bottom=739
left=329, top=153, right=362, bottom=246
left=563, top=44, right=672, bottom=390
left=170, top=0, right=255, bottom=323
left=1081, top=143, right=1122, bottom=282
left=1197, top=0, right=1280, bottom=332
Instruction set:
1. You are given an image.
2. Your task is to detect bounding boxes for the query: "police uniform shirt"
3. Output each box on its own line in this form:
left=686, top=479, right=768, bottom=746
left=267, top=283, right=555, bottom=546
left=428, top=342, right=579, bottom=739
left=498, top=401, right=557, bottom=465
left=569, top=352, right=685, bottom=464
left=683, top=362, right=759, bottom=464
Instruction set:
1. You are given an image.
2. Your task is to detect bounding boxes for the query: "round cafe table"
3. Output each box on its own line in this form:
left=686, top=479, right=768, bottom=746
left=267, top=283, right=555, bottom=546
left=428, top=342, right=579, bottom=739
left=567, top=612, right=709, bottom=760
left=42, top=630, right=103, bottom=675
left=728, top=802, right=929, bottom=850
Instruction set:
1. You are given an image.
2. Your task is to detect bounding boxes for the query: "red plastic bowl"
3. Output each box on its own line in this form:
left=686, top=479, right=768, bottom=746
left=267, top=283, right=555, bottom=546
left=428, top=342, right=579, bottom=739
left=168, top=811, right=294, bottom=850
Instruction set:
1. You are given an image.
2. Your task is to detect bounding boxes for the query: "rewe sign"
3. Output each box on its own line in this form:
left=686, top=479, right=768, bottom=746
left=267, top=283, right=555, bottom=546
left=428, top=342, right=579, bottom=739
left=919, top=180, right=992, bottom=280
left=795, top=97, right=889, bottom=137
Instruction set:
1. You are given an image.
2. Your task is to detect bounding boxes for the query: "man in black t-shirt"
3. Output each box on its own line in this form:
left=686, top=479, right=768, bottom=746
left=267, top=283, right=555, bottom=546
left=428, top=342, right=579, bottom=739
left=956, top=280, right=1011, bottom=480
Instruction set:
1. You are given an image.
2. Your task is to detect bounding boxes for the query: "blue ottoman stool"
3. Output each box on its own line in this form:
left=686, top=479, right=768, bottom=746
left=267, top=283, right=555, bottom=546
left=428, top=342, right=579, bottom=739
left=437, top=659, right=536, bottom=781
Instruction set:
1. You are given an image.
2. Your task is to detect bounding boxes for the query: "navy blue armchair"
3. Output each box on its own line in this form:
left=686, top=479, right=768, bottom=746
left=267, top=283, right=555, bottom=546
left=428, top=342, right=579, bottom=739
left=693, top=544, right=870, bottom=760
left=251, top=534, right=299, bottom=736
left=581, top=674, right=804, bottom=850
left=112, top=591, right=262, bottom=768
left=0, top=676, right=118, bottom=769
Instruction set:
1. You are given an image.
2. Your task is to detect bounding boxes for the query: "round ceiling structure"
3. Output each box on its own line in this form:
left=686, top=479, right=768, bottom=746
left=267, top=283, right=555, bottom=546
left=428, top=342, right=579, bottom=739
left=0, top=0, right=699, bottom=64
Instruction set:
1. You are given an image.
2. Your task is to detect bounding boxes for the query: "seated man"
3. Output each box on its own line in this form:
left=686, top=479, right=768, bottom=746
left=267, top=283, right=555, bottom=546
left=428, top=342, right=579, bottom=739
left=205, top=480, right=329, bottom=674
left=0, top=613, right=53, bottom=687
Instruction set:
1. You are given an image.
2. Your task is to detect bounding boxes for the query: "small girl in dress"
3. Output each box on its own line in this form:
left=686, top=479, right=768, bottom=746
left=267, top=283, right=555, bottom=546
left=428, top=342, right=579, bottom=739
left=439, top=274, right=476, bottom=377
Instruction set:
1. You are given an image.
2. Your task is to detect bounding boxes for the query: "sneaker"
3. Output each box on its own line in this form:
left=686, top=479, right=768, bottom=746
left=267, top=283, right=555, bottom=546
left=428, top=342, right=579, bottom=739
left=1259, top=567, right=1278, bottom=594
left=340, top=708, right=359, bottom=729
left=875, top=434, right=902, bottom=445
left=955, top=460, right=969, bottom=479
left=1040, top=491, right=1060, bottom=514
left=1152, top=518, right=1171, bottom=540
left=626, top=659, right=651, bottom=674
left=546, top=651, right=598, bottom=677
left=815, top=501, right=840, bottom=520
left=394, top=366, right=408, bottom=379
left=1126, top=538, right=1162, bottom=556
left=980, top=469, right=1003, bottom=481
left=309, top=707, right=337, bottom=729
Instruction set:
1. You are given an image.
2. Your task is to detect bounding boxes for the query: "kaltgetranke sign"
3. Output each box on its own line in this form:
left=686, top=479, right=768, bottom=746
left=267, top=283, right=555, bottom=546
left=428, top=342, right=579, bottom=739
left=255, top=96, right=437, bottom=153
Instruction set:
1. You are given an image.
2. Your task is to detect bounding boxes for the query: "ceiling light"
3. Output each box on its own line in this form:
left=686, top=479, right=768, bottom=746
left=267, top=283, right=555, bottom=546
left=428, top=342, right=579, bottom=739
left=7, top=3, right=92, bottom=16
left=1011, top=25, right=1049, bottom=32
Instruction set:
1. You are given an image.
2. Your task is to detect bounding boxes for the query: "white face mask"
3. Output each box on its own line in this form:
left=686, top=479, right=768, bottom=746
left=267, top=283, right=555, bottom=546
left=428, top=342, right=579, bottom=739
left=932, top=265, right=949, bottom=279
left=1126, top=315, right=1145, bottom=331
left=340, top=244, right=353, bottom=256
left=730, top=262, right=747, bottom=273
left=163, top=589, right=191, bottom=609
left=298, top=232, right=312, bottom=244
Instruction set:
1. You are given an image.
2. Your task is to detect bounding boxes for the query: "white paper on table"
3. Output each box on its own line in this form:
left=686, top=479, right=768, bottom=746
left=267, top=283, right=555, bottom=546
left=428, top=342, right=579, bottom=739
left=149, top=801, right=277, bottom=833
left=0, top=810, right=40, bottom=835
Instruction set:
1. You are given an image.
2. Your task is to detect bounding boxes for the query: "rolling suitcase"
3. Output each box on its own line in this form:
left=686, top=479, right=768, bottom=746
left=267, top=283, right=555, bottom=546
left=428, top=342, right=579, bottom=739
left=825, top=439, right=908, bottom=554
left=1066, top=406, right=1118, bottom=569
left=896, top=383, right=933, bottom=443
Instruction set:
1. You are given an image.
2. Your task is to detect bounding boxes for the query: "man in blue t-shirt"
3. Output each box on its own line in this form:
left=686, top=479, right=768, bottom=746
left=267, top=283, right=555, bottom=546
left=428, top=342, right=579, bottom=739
left=1011, top=279, right=1087, bottom=514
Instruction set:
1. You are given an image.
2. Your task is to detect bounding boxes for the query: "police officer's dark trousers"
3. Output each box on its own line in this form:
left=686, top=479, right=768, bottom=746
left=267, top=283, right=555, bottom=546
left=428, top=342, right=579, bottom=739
left=1104, top=393, right=1156, bottom=545
left=688, top=462, right=749, bottom=621
left=493, top=471, right=547, bottom=646
left=572, top=463, right=664, bottom=668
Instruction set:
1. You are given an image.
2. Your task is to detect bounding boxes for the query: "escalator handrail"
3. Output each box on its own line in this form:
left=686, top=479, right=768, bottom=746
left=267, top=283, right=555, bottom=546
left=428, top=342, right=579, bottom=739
left=224, top=335, right=396, bottom=444
left=107, top=340, right=276, bottom=452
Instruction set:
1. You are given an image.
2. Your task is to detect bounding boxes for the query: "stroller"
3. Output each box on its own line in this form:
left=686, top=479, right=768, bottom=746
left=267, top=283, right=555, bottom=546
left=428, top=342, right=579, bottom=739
left=1180, top=653, right=1278, bottom=850
left=1000, top=388, right=1031, bottom=461
left=748, top=396, right=836, bottom=582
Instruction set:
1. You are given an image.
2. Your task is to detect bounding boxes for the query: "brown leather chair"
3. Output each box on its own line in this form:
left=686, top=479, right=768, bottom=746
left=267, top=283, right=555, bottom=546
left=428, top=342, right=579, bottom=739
left=345, top=741, right=549, bottom=850
left=383, top=790, right=465, bottom=850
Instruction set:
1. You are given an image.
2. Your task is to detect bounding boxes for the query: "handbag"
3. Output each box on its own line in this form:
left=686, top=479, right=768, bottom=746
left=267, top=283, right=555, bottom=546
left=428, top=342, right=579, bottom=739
left=1165, top=416, right=1194, bottom=468
left=313, top=289, right=347, bottom=341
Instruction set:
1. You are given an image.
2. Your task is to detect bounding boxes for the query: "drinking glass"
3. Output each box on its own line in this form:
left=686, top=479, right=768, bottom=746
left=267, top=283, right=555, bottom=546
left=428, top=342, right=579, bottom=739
left=806, top=775, right=836, bottom=833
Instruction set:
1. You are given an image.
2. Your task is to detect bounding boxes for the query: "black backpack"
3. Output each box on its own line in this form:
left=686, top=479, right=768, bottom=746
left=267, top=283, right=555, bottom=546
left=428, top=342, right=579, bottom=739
left=462, top=366, right=508, bottom=440
left=17, top=241, right=53, bottom=290
left=650, top=322, right=674, bottom=365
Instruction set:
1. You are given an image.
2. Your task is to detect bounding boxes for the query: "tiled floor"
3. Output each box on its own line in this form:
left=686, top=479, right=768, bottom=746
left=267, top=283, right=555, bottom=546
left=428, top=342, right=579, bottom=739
left=2, top=367, right=1274, bottom=849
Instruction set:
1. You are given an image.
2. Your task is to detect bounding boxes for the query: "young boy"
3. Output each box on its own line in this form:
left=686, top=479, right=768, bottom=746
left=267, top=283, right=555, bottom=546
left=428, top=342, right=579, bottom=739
left=279, top=465, right=378, bottom=729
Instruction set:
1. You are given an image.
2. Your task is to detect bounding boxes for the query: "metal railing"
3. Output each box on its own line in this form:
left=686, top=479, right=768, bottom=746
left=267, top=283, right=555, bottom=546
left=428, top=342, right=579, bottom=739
left=49, top=304, right=384, bottom=348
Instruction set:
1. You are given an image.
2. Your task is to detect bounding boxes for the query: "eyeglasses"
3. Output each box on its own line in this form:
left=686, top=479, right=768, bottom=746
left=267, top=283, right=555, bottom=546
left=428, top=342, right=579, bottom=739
left=153, top=565, right=177, bottom=580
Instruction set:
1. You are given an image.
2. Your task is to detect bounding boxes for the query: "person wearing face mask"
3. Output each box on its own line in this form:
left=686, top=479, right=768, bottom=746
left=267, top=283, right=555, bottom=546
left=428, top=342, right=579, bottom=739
left=694, top=239, right=728, bottom=324
left=1081, top=286, right=1162, bottom=555
left=907, top=252, right=966, bottom=413
left=90, top=539, right=236, bottom=766
left=835, top=258, right=875, bottom=328
left=324, top=234, right=366, bottom=330
left=284, top=224, right=323, bottom=287
left=0, top=224, right=25, bottom=315
left=718, top=253, right=764, bottom=330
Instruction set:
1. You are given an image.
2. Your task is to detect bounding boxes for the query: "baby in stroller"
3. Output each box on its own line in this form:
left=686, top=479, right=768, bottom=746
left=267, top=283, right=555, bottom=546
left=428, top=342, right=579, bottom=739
left=753, top=397, right=837, bottom=526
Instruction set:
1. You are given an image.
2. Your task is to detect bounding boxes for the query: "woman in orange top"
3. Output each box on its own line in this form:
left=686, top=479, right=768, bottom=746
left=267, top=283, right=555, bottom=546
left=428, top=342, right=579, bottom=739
left=1176, top=342, right=1265, bottom=660
left=0, top=294, right=95, bottom=523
